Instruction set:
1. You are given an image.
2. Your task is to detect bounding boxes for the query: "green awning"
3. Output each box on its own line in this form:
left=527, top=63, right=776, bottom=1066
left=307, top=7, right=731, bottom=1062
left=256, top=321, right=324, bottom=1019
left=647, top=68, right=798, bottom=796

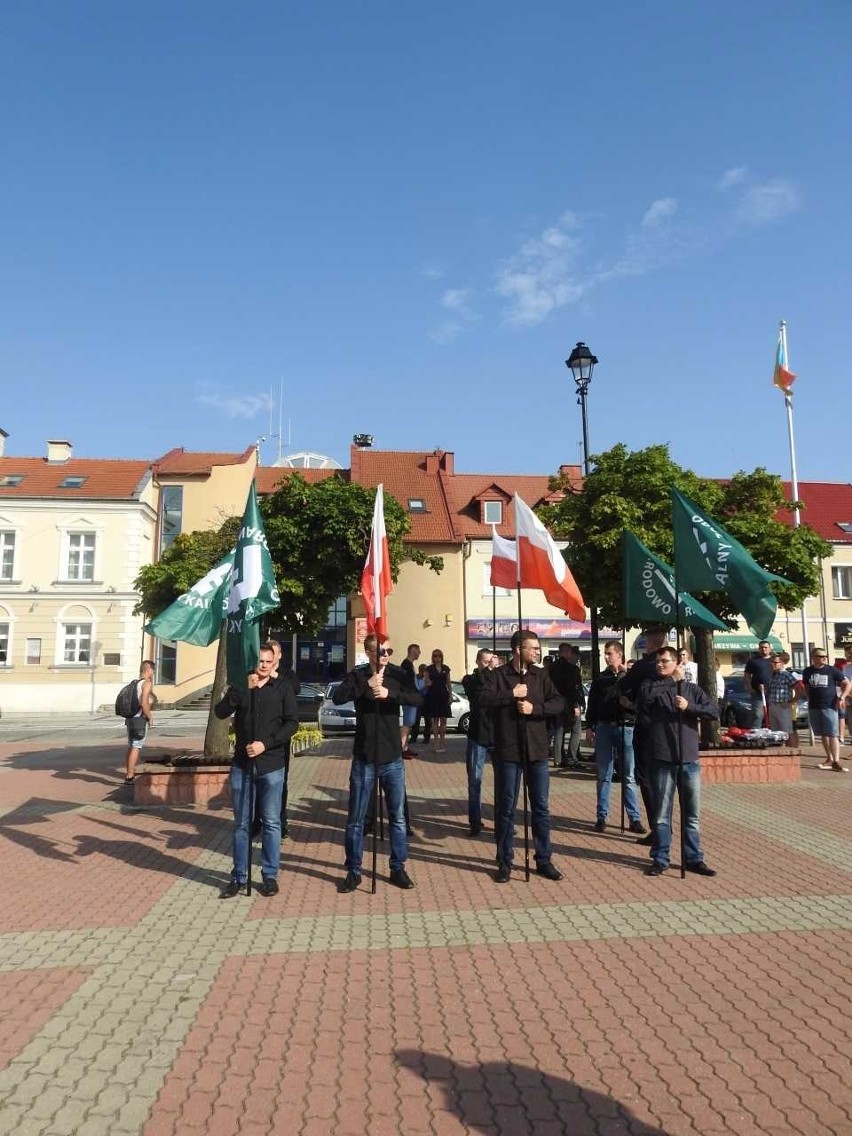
left=711, top=633, right=783, bottom=652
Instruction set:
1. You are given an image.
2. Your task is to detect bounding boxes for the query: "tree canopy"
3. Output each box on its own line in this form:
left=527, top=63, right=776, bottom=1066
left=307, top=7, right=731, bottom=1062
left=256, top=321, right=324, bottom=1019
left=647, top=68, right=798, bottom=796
left=540, top=443, right=832, bottom=630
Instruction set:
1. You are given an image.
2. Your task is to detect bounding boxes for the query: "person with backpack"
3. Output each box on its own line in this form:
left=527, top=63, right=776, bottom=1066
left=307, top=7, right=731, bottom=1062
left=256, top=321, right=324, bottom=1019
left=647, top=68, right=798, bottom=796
left=121, top=660, right=156, bottom=786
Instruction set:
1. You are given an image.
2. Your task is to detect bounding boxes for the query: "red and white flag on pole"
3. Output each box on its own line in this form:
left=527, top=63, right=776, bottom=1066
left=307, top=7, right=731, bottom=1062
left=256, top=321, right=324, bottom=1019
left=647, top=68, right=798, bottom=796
left=514, top=494, right=586, bottom=620
left=489, top=526, right=518, bottom=589
left=360, top=484, right=393, bottom=642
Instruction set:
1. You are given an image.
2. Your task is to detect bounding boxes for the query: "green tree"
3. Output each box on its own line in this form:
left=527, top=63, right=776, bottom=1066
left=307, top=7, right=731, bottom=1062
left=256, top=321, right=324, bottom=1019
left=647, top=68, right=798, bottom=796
left=541, top=443, right=832, bottom=736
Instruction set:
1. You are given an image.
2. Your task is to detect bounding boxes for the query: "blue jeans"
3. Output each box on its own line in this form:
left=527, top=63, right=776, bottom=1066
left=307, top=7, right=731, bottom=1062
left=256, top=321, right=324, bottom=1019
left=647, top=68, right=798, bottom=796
left=594, top=723, right=641, bottom=823
left=751, top=696, right=766, bottom=727
left=230, top=763, right=285, bottom=883
left=466, top=740, right=490, bottom=829
left=345, top=758, right=408, bottom=874
left=553, top=712, right=582, bottom=765
left=495, top=759, right=552, bottom=867
left=649, top=760, right=704, bottom=868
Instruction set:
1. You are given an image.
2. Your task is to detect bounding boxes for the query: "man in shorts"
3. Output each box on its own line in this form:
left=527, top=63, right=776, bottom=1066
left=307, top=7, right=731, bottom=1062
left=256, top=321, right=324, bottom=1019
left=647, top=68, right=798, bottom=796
left=124, top=660, right=155, bottom=786
left=802, top=648, right=851, bottom=773
left=399, top=643, right=421, bottom=757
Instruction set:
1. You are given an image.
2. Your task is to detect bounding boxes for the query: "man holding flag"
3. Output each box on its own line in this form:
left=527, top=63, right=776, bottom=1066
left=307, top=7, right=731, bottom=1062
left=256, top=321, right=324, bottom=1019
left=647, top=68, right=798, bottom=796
left=213, top=483, right=290, bottom=898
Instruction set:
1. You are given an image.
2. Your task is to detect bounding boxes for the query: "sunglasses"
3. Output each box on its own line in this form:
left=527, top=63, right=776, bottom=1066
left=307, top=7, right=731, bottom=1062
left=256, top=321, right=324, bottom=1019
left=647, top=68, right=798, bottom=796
left=378, top=647, right=393, bottom=657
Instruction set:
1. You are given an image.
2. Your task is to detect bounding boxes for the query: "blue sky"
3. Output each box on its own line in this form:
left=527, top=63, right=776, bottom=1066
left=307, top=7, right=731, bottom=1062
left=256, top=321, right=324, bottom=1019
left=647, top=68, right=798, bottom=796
left=1, top=1, right=849, bottom=482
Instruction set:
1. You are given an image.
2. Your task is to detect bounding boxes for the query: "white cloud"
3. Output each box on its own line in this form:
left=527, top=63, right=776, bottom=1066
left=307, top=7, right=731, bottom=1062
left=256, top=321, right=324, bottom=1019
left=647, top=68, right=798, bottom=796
left=717, top=166, right=748, bottom=191
left=495, top=216, right=586, bottom=327
left=197, top=389, right=273, bottom=420
left=429, top=320, right=463, bottom=345
left=641, top=197, right=678, bottom=228
left=421, top=263, right=445, bottom=280
left=735, top=180, right=800, bottom=225
left=441, top=288, right=474, bottom=317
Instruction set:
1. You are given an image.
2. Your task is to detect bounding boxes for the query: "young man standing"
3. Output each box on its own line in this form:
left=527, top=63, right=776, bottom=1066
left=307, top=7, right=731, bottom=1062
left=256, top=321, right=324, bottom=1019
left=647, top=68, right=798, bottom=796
left=461, top=647, right=494, bottom=837
left=802, top=648, right=851, bottom=773
left=399, top=643, right=421, bottom=758
left=636, top=646, right=719, bottom=877
left=124, top=660, right=156, bottom=786
left=334, top=634, right=422, bottom=892
left=548, top=642, right=585, bottom=768
left=585, top=642, right=645, bottom=835
left=215, top=645, right=299, bottom=898
left=744, top=640, right=774, bottom=727
left=479, top=630, right=564, bottom=883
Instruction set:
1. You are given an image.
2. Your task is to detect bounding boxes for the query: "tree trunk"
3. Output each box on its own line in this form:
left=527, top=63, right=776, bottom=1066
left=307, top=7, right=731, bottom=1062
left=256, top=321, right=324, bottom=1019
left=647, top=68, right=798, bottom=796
left=694, top=626, right=719, bottom=746
left=203, top=624, right=231, bottom=758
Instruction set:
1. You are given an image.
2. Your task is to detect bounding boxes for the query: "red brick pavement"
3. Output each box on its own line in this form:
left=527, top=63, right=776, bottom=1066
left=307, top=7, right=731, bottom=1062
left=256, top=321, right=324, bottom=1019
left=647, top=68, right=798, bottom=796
left=0, top=966, right=92, bottom=1071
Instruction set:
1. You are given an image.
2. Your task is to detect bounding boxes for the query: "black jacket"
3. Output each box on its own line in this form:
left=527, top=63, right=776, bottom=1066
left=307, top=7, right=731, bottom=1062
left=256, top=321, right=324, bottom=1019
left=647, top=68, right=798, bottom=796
left=548, top=656, right=585, bottom=711
left=479, top=661, right=564, bottom=763
left=461, top=669, right=493, bottom=747
left=635, top=677, right=719, bottom=764
left=215, top=678, right=299, bottom=774
left=333, top=662, right=422, bottom=764
left=586, top=666, right=634, bottom=728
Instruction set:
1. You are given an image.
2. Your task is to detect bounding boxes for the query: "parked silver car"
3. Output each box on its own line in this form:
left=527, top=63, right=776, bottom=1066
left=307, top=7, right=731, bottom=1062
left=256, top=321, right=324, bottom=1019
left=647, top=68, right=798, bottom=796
left=318, top=680, right=470, bottom=737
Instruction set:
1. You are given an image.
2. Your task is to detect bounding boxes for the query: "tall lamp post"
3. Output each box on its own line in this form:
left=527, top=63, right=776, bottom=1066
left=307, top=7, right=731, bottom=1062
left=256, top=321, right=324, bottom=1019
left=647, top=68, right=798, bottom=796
left=566, top=341, right=600, bottom=677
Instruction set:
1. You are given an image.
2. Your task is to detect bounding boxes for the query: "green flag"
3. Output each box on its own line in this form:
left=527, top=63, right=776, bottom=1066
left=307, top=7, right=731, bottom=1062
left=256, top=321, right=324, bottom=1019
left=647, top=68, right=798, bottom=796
left=671, top=489, right=790, bottom=640
left=622, top=531, right=728, bottom=631
left=144, top=550, right=235, bottom=646
left=225, top=484, right=280, bottom=688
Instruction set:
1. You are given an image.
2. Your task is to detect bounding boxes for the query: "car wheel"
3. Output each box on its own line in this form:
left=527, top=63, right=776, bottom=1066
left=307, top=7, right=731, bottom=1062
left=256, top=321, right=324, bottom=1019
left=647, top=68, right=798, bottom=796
left=457, top=712, right=470, bottom=735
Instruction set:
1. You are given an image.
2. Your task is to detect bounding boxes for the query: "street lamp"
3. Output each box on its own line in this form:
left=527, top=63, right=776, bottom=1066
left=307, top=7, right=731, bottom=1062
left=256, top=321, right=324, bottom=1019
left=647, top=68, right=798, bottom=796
left=565, top=341, right=600, bottom=676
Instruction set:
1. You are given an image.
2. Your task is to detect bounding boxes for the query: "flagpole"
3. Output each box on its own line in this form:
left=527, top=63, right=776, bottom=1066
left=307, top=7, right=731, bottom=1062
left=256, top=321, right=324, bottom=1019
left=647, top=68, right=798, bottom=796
left=514, top=498, right=531, bottom=883
left=780, top=320, right=811, bottom=687
left=492, top=585, right=497, bottom=654
left=672, top=523, right=687, bottom=881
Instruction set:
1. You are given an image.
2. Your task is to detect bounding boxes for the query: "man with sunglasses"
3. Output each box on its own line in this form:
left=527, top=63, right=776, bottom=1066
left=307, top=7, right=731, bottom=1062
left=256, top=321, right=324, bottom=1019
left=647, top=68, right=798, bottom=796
left=802, top=648, right=851, bottom=773
left=333, top=634, right=422, bottom=892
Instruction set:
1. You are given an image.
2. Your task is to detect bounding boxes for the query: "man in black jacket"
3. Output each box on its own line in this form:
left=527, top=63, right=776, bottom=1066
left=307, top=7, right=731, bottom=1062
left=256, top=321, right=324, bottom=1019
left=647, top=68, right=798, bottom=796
left=636, top=646, right=719, bottom=877
left=215, top=644, right=299, bottom=898
left=461, top=647, right=494, bottom=837
left=618, top=626, right=668, bottom=842
left=548, top=643, right=585, bottom=768
left=585, top=641, right=645, bottom=835
left=480, top=630, right=565, bottom=883
left=334, top=634, right=422, bottom=893
left=252, top=639, right=300, bottom=840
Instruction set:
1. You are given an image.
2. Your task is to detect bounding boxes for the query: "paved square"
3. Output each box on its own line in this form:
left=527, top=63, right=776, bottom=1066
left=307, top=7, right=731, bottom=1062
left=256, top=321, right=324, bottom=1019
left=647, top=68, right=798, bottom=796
left=1, top=732, right=851, bottom=1135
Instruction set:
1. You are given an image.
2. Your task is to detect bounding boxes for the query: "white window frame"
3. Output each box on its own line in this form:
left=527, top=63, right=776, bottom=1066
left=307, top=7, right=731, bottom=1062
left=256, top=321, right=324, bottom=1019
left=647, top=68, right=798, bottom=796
left=0, top=621, right=10, bottom=666
left=832, top=565, right=852, bottom=600
left=61, top=622, right=92, bottom=664
left=483, top=563, right=511, bottom=598
left=482, top=500, right=503, bottom=525
left=57, top=519, right=102, bottom=584
left=0, top=530, right=15, bottom=581
left=53, top=604, right=96, bottom=667
left=66, top=532, right=96, bottom=581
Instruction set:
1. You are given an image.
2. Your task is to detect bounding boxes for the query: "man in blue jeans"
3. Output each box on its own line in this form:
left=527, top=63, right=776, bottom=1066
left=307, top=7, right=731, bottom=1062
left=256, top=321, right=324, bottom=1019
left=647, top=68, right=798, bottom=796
left=585, top=641, right=645, bottom=835
left=334, top=634, right=422, bottom=893
left=635, top=646, right=719, bottom=877
left=215, top=644, right=299, bottom=898
left=462, top=647, right=494, bottom=837
left=479, top=629, right=565, bottom=883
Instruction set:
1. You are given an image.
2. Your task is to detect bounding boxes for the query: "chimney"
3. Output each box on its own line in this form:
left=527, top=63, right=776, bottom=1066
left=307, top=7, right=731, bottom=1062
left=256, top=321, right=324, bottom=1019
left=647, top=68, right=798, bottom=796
left=0, top=429, right=7, bottom=458
left=46, top=440, right=73, bottom=463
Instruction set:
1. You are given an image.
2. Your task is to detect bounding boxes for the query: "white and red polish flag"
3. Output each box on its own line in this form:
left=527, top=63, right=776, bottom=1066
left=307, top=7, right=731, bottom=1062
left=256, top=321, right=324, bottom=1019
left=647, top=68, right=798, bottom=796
left=489, top=526, right=518, bottom=589
left=360, top=484, right=393, bottom=642
left=514, top=494, right=586, bottom=620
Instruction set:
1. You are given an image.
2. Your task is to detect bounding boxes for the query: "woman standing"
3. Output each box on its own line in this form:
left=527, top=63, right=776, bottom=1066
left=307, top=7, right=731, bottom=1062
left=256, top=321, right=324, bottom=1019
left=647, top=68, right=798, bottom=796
left=425, top=649, right=452, bottom=751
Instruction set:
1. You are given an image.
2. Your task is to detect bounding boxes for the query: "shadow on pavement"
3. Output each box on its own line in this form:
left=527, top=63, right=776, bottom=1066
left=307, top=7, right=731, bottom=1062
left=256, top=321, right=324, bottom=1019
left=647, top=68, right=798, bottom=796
left=396, top=1050, right=668, bottom=1135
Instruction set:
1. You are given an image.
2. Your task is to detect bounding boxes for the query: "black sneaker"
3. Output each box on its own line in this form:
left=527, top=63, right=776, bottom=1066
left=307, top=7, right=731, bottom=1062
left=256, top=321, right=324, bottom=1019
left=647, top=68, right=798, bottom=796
left=685, top=861, right=717, bottom=877
left=536, top=862, right=563, bottom=881
left=339, top=871, right=362, bottom=894
left=496, top=862, right=511, bottom=883
left=644, top=861, right=667, bottom=876
left=259, top=877, right=279, bottom=897
left=594, top=819, right=606, bottom=833
left=220, top=880, right=243, bottom=899
left=389, top=867, right=414, bottom=890
left=635, top=832, right=654, bottom=846
left=628, top=820, right=647, bottom=835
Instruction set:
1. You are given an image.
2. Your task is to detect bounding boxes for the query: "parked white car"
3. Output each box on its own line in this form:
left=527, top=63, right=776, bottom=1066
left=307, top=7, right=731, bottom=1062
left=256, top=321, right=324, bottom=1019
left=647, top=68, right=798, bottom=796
left=318, top=680, right=470, bottom=737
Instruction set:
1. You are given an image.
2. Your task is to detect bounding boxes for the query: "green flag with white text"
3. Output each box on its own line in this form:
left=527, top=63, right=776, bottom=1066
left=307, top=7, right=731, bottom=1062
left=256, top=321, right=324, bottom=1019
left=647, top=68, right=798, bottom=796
left=622, top=531, right=728, bottom=630
left=671, top=489, right=790, bottom=640
left=144, top=550, right=235, bottom=646
left=225, top=484, right=280, bottom=688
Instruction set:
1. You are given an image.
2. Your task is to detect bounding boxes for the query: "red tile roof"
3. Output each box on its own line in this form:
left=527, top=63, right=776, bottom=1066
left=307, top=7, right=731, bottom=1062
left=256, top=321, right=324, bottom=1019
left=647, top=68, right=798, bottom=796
left=255, top=466, right=345, bottom=495
left=153, top=446, right=255, bottom=476
left=0, top=457, right=151, bottom=499
left=780, top=482, right=852, bottom=544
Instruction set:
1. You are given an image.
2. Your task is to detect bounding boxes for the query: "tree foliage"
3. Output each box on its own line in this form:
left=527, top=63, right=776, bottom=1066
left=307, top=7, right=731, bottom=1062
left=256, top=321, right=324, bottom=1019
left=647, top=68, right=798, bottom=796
left=540, top=443, right=832, bottom=630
